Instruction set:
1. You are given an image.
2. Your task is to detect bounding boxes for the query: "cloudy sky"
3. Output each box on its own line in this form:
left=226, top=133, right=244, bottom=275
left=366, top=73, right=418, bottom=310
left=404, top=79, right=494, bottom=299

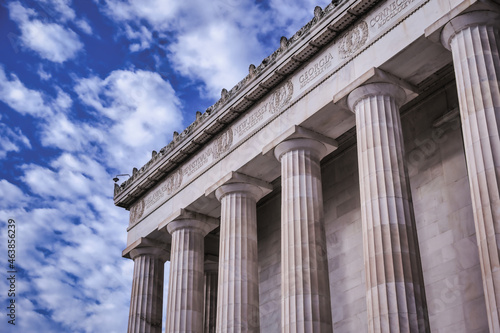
left=0, top=0, right=330, bottom=331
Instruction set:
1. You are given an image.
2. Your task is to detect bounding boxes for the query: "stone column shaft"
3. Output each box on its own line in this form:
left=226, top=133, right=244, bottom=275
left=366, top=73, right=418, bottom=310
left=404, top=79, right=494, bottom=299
left=348, top=83, right=428, bottom=333
left=204, top=263, right=218, bottom=333
left=215, top=178, right=270, bottom=333
left=441, top=11, right=500, bottom=331
left=275, top=138, right=333, bottom=333
left=165, top=214, right=217, bottom=333
left=128, top=247, right=168, bottom=333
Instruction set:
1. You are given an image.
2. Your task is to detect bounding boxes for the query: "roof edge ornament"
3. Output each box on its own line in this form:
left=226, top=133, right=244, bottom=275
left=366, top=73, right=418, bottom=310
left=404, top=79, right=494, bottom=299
left=113, top=0, right=357, bottom=202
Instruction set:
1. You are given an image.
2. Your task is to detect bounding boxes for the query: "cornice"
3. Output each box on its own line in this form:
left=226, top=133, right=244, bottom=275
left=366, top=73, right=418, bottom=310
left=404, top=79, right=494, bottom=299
left=114, top=0, right=381, bottom=208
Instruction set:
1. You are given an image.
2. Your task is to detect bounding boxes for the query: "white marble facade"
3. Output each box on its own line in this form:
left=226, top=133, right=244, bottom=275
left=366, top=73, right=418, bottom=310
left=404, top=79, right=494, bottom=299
left=117, top=0, right=500, bottom=332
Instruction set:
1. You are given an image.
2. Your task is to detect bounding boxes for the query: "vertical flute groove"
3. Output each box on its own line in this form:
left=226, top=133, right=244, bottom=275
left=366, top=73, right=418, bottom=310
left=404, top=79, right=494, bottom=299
left=204, top=269, right=218, bottom=333
left=166, top=226, right=205, bottom=333
left=216, top=188, right=260, bottom=333
left=445, top=13, right=500, bottom=331
left=128, top=252, right=164, bottom=333
left=279, top=140, right=333, bottom=333
left=351, top=84, right=429, bottom=333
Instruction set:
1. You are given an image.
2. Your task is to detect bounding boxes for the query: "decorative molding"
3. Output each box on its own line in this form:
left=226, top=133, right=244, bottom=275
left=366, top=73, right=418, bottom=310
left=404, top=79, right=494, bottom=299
left=129, top=199, right=145, bottom=225
left=339, top=21, right=369, bottom=59
left=213, top=129, right=234, bottom=160
left=129, top=168, right=183, bottom=226
left=114, top=0, right=386, bottom=207
left=113, top=1, right=349, bottom=201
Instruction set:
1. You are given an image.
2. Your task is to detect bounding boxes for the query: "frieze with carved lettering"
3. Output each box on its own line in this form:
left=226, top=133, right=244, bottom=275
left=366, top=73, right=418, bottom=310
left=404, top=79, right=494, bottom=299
left=299, top=54, right=334, bottom=89
left=184, top=149, right=212, bottom=177
left=144, top=169, right=183, bottom=211
left=370, top=0, right=417, bottom=29
left=234, top=80, right=294, bottom=136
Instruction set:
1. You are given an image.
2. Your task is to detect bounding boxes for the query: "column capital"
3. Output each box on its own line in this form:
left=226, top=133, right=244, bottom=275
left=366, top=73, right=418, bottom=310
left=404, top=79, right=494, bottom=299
left=347, top=82, right=407, bottom=111
left=334, top=67, right=418, bottom=111
left=263, top=125, right=338, bottom=162
left=441, top=10, right=500, bottom=50
left=158, top=208, right=219, bottom=236
left=205, top=171, right=272, bottom=202
left=122, top=237, right=170, bottom=261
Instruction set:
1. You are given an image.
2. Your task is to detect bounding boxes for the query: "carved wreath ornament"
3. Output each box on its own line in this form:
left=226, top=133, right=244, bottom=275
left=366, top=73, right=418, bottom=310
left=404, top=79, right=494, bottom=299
left=270, top=80, right=294, bottom=114
left=129, top=199, right=145, bottom=224
left=339, top=21, right=369, bottom=59
left=129, top=168, right=184, bottom=225
left=212, top=129, right=234, bottom=159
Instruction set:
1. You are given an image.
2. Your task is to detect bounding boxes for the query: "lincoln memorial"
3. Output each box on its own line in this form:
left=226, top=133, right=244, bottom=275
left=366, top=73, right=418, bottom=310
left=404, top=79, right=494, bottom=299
left=114, top=0, right=500, bottom=331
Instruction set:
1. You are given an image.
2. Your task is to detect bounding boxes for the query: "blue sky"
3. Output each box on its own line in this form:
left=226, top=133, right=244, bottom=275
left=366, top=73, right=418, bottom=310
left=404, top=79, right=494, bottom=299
left=0, top=0, right=330, bottom=331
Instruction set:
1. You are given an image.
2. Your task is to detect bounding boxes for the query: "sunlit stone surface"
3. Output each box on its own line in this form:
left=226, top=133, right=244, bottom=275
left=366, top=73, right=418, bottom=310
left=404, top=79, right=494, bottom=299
left=441, top=11, right=500, bottom=332
left=348, top=83, right=429, bottom=332
left=117, top=2, right=499, bottom=332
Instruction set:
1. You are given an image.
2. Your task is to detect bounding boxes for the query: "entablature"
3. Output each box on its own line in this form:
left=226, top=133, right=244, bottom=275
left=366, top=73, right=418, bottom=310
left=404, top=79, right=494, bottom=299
left=113, top=0, right=381, bottom=208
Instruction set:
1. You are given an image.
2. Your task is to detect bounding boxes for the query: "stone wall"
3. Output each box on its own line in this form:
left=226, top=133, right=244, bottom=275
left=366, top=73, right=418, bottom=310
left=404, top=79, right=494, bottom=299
left=402, top=82, right=487, bottom=333
left=255, top=79, right=487, bottom=332
left=257, top=192, right=282, bottom=332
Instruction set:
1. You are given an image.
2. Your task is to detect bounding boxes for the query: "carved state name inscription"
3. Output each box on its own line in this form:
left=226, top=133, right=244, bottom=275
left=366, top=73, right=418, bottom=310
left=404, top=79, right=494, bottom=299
left=234, top=80, right=294, bottom=136
left=184, top=149, right=211, bottom=177
left=184, top=127, right=234, bottom=177
left=129, top=168, right=183, bottom=224
left=145, top=169, right=183, bottom=210
left=370, top=0, right=417, bottom=28
left=299, top=53, right=334, bottom=89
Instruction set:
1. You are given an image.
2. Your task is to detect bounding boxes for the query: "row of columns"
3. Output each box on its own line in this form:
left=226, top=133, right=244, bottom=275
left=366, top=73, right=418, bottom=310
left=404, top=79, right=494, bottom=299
left=126, top=9, right=500, bottom=333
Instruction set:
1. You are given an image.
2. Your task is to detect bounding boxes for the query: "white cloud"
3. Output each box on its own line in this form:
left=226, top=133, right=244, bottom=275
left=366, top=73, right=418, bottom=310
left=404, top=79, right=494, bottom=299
left=23, top=163, right=92, bottom=199
left=0, top=122, right=31, bottom=159
left=74, top=69, right=184, bottom=169
left=39, top=115, right=97, bottom=152
left=0, top=143, right=133, bottom=332
left=37, top=65, right=52, bottom=81
left=1, top=65, right=182, bottom=172
left=76, top=19, right=93, bottom=35
left=8, top=1, right=83, bottom=63
left=167, top=19, right=263, bottom=98
left=0, top=66, right=51, bottom=116
left=99, top=0, right=180, bottom=28
left=97, top=0, right=332, bottom=99
left=0, top=66, right=74, bottom=116
left=126, top=25, right=153, bottom=52
left=21, top=152, right=111, bottom=201
left=98, top=0, right=269, bottom=98
left=267, top=0, right=332, bottom=36
left=0, top=67, right=99, bottom=155
left=54, top=88, right=73, bottom=110
left=39, top=0, right=76, bottom=22
left=0, top=196, right=132, bottom=332
left=0, top=180, right=30, bottom=208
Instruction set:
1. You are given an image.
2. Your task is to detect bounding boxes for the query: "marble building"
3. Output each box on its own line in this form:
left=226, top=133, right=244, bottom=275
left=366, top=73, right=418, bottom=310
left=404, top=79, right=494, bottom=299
left=114, top=0, right=500, bottom=331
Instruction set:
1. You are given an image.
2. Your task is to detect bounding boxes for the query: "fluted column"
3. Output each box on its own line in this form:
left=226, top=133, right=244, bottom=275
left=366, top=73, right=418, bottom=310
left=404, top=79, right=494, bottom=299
left=204, top=262, right=218, bottom=333
left=441, top=10, right=500, bottom=331
left=128, top=245, right=169, bottom=333
left=274, top=137, right=333, bottom=333
left=214, top=173, right=271, bottom=333
left=347, top=83, right=429, bottom=332
left=165, top=211, right=218, bottom=333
